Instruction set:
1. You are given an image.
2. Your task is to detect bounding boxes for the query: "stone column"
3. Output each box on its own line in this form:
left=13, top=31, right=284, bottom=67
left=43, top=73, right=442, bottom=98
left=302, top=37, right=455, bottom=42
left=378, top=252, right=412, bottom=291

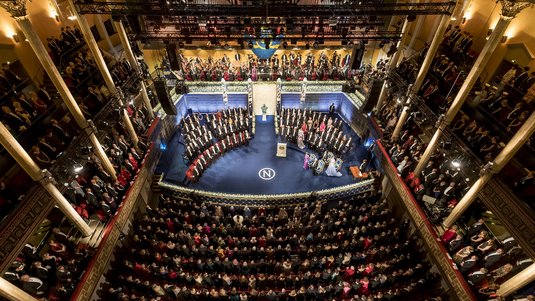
left=388, top=18, right=411, bottom=72
left=0, top=277, right=36, bottom=301
left=0, top=1, right=118, bottom=181
left=413, top=1, right=532, bottom=175
left=443, top=110, right=535, bottom=227
left=450, top=0, right=467, bottom=27
left=496, top=263, right=535, bottom=297
left=68, top=0, right=139, bottom=147
left=408, top=16, right=425, bottom=52
left=374, top=82, right=389, bottom=112
left=391, top=14, right=450, bottom=140
left=95, top=14, right=118, bottom=58
left=0, top=122, right=92, bottom=236
left=115, top=19, right=154, bottom=118
left=374, top=17, right=411, bottom=112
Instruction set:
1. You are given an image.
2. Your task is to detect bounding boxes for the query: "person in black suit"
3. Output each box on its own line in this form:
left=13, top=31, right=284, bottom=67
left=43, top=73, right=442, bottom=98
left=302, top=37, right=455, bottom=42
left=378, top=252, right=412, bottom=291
left=513, top=66, right=530, bottom=88
left=483, top=248, right=503, bottom=268
left=2, top=106, right=27, bottom=133
left=459, top=255, right=478, bottom=274
left=30, top=262, right=50, bottom=282
left=21, top=274, right=47, bottom=296
left=467, top=268, right=488, bottom=285
left=37, top=84, right=53, bottom=104
left=466, top=219, right=485, bottom=238
left=1, top=63, right=22, bottom=86
left=329, top=103, right=335, bottom=116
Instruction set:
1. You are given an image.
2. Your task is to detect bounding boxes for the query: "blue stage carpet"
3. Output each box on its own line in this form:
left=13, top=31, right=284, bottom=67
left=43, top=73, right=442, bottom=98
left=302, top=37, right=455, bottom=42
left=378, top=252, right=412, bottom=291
left=158, top=115, right=369, bottom=195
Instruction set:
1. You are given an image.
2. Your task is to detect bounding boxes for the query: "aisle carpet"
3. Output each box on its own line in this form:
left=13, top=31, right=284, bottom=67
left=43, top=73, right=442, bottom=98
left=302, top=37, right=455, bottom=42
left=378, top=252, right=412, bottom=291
left=158, top=115, right=369, bottom=194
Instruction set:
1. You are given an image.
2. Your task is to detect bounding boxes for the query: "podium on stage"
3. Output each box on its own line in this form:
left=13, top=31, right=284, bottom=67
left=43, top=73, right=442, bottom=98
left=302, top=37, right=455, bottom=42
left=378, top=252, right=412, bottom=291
left=276, top=143, right=287, bottom=157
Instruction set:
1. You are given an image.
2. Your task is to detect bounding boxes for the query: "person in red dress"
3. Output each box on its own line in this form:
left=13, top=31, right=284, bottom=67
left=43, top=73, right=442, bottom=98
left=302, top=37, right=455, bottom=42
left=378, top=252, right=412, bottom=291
left=441, top=225, right=459, bottom=244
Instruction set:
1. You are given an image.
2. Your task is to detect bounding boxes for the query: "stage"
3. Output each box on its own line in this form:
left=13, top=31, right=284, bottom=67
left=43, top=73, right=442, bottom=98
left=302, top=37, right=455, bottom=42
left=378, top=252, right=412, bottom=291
left=157, top=115, right=370, bottom=194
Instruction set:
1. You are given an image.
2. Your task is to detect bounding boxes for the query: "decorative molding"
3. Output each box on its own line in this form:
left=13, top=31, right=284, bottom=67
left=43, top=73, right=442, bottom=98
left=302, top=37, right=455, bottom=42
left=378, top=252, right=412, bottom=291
left=478, top=178, right=535, bottom=260
left=72, top=156, right=152, bottom=301
left=499, top=0, right=533, bottom=18
left=376, top=141, right=476, bottom=301
left=0, top=0, right=29, bottom=18
left=159, top=178, right=375, bottom=207
left=0, top=186, right=54, bottom=274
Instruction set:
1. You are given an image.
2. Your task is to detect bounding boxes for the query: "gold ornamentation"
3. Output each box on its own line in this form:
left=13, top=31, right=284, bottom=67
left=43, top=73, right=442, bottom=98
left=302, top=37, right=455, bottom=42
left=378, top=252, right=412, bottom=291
left=499, top=0, right=533, bottom=18
left=0, top=0, right=30, bottom=18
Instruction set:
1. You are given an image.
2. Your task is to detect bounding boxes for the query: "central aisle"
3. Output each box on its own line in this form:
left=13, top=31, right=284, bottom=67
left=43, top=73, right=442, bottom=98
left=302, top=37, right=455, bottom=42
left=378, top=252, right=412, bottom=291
left=160, top=116, right=363, bottom=194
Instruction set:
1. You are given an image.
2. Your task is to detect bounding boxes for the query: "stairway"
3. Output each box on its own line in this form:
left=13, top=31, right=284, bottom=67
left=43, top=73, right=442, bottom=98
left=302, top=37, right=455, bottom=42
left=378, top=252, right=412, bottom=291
left=151, top=173, right=163, bottom=193
left=68, top=219, right=108, bottom=249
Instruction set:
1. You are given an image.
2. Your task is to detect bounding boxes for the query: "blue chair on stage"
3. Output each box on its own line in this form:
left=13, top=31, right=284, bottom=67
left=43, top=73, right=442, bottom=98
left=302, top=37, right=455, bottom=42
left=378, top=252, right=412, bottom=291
left=308, top=153, right=317, bottom=168
left=334, top=157, right=343, bottom=171
left=314, top=160, right=325, bottom=175
left=323, top=151, right=334, bottom=163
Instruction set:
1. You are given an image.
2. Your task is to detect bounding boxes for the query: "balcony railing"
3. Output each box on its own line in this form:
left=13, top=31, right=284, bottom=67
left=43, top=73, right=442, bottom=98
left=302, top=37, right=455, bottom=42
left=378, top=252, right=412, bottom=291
left=375, top=140, right=477, bottom=301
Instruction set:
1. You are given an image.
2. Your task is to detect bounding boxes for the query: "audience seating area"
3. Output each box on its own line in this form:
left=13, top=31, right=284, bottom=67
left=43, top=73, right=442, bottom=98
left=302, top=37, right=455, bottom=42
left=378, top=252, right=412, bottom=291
left=2, top=129, right=150, bottom=300
left=100, top=192, right=444, bottom=300
left=375, top=102, right=533, bottom=300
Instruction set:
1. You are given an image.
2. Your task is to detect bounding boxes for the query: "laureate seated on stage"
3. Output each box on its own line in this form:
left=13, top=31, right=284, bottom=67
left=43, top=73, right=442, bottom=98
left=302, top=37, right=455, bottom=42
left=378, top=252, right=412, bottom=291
left=181, top=107, right=251, bottom=184
left=278, top=107, right=352, bottom=157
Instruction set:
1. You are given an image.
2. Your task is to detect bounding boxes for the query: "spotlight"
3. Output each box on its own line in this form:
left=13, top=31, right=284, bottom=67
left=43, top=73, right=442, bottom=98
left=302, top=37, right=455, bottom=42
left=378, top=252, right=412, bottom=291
left=451, top=159, right=461, bottom=169
left=313, top=41, right=319, bottom=49
left=248, top=42, right=254, bottom=49
left=178, top=41, right=185, bottom=48
left=282, top=41, right=288, bottom=49
left=73, top=163, right=84, bottom=173
left=305, top=43, right=310, bottom=49
left=81, top=145, right=93, bottom=155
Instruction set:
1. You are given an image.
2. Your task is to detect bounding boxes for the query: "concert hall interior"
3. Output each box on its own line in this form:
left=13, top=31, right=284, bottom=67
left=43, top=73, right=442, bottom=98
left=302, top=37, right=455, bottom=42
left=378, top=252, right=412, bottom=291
left=0, top=0, right=534, bottom=301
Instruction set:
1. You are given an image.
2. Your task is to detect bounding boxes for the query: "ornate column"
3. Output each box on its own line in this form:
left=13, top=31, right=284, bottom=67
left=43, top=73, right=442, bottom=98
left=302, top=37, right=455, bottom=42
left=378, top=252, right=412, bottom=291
left=408, top=16, right=425, bottom=52
left=68, top=0, right=139, bottom=147
left=443, top=110, right=535, bottom=227
left=388, top=18, right=411, bottom=72
left=0, top=277, right=35, bottom=301
left=94, top=14, right=119, bottom=58
left=414, top=0, right=533, bottom=175
left=374, top=17, right=411, bottom=112
left=115, top=19, right=155, bottom=118
left=450, top=0, right=467, bottom=27
left=0, top=122, right=92, bottom=236
left=392, top=14, right=450, bottom=140
left=496, top=263, right=535, bottom=297
left=0, top=0, right=117, bottom=181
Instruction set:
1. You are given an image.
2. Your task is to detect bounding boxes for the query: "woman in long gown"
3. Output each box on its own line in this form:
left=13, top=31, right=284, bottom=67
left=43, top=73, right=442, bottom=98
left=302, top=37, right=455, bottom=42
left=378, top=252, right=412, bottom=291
left=303, top=152, right=309, bottom=169
left=297, top=128, right=306, bottom=149
left=325, top=158, right=342, bottom=177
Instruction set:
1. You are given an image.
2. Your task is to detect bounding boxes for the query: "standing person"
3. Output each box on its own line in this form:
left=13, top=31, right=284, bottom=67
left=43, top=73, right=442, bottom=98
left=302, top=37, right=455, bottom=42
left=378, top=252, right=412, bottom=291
left=329, top=103, right=335, bottom=116
left=325, top=158, right=342, bottom=177
left=297, top=128, right=306, bottom=149
left=304, top=152, right=310, bottom=170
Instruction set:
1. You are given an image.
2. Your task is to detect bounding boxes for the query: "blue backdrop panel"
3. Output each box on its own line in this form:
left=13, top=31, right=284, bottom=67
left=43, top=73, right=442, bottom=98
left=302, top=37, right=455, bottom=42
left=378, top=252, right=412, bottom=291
left=281, top=93, right=344, bottom=111
left=182, top=94, right=248, bottom=113
left=281, top=93, right=358, bottom=126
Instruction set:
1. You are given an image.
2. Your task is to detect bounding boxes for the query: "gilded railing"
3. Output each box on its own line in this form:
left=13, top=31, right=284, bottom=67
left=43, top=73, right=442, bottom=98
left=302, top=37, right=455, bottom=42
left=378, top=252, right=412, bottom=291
left=159, top=177, right=376, bottom=207
left=72, top=144, right=155, bottom=301
left=375, top=140, right=476, bottom=301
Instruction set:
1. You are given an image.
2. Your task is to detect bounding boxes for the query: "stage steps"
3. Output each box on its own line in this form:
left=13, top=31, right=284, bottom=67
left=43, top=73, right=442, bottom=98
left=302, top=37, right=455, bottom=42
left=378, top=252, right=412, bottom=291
left=151, top=173, right=163, bottom=192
